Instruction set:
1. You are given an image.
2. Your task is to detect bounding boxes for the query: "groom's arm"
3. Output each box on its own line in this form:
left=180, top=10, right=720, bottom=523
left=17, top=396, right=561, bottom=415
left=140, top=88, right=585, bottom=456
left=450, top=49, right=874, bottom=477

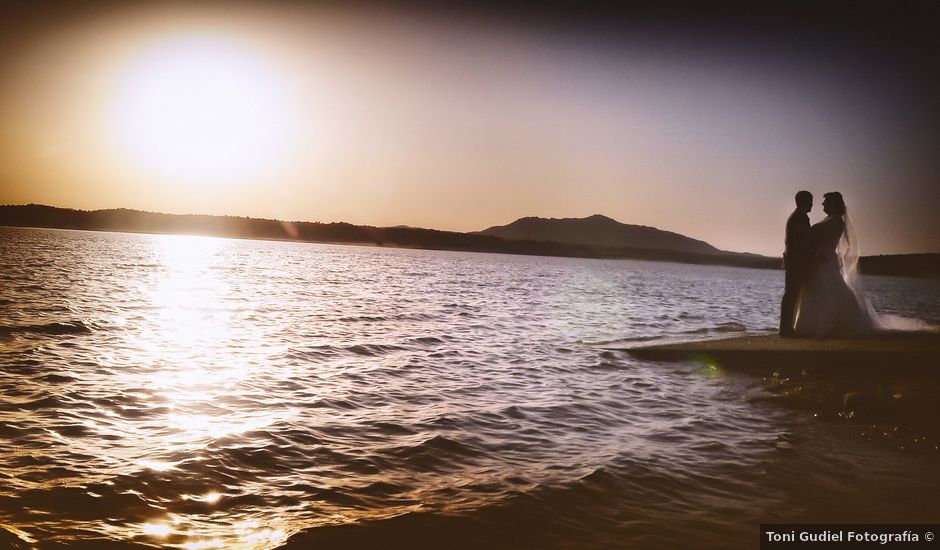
left=792, top=215, right=814, bottom=262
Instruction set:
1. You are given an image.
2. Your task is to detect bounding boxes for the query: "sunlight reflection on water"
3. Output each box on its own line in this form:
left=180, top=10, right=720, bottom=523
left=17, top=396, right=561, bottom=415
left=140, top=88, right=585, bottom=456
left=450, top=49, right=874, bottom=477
left=120, top=235, right=297, bottom=547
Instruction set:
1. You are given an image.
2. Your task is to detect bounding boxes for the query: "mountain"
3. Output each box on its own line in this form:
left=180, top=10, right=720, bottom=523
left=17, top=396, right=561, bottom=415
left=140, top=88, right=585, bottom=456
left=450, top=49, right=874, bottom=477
left=1, top=204, right=774, bottom=267
left=476, top=214, right=721, bottom=255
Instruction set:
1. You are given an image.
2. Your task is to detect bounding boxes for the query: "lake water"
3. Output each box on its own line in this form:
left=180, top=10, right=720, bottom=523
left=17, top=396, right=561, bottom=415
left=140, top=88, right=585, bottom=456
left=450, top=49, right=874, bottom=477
left=1, top=227, right=939, bottom=549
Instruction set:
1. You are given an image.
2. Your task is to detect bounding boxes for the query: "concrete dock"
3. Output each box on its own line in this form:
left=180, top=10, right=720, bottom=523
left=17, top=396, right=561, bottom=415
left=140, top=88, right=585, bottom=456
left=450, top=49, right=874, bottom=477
left=613, top=332, right=940, bottom=377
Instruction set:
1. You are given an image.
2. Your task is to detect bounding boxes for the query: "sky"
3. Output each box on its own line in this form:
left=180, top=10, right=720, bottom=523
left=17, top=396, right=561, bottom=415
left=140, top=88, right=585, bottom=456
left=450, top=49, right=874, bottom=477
left=0, top=1, right=937, bottom=256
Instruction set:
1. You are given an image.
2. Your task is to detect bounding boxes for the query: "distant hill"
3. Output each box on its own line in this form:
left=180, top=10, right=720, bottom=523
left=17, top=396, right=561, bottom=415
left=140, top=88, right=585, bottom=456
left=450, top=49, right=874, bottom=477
left=476, top=214, right=721, bottom=255
left=0, top=204, right=777, bottom=267
left=2, top=204, right=936, bottom=278
left=857, top=254, right=940, bottom=279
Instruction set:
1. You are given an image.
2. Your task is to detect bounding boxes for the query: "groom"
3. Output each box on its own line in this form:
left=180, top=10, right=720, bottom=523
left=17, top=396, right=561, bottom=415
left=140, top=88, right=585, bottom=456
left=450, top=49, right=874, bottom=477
left=780, top=191, right=813, bottom=337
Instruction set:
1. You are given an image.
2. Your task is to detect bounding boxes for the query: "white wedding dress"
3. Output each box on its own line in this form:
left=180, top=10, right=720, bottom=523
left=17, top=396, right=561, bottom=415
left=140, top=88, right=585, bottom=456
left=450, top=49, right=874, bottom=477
left=793, top=212, right=877, bottom=337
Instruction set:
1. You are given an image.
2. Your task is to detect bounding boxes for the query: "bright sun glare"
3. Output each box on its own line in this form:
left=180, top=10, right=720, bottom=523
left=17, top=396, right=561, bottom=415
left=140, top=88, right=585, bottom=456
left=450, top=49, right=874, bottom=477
left=111, top=36, right=295, bottom=183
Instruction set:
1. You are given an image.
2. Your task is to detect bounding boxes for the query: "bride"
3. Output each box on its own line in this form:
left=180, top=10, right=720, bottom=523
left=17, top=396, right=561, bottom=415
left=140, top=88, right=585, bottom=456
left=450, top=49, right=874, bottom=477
left=793, top=192, right=879, bottom=337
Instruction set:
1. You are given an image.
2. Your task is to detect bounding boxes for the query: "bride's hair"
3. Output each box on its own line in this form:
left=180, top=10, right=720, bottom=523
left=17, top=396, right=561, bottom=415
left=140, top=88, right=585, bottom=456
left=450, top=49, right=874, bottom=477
left=823, top=192, right=846, bottom=216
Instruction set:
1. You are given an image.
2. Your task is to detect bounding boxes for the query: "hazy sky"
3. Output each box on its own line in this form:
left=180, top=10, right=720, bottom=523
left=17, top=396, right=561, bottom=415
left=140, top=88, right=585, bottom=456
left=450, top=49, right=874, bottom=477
left=1, top=1, right=937, bottom=255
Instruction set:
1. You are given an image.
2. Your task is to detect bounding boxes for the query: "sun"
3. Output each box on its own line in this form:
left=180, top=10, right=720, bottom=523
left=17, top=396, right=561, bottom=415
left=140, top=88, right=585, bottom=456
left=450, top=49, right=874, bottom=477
left=111, top=36, right=296, bottom=184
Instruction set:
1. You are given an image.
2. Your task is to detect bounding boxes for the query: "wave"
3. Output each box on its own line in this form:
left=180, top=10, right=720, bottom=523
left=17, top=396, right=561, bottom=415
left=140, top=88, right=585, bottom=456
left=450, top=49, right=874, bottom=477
left=344, top=343, right=406, bottom=356
left=274, top=461, right=751, bottom=550
left=284, top=345, right=342, bottom=361
left=338, top=315, right=388, bottom=322
left=0, top=526, right=33, bottom=549
left=381, top=435, right=488, bottom=472
left=580, top=335, right=663, bottom=346
left=0, top=320, right=95, bottom=336
left=409, top=336, right=445, bottom=346
left=338, top=313, right=439, bottom=323
left=678, top=322, right=747, bottom=335
left=283, top=341, right=411, bottom=362
left=582, top=322, right=750, bottom=347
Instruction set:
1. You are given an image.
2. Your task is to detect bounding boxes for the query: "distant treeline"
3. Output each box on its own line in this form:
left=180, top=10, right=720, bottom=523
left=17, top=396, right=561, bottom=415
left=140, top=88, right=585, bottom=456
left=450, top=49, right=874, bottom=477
left=857, top=254, right=940, bottom=279
left=1, top=204, right=937, bottom=278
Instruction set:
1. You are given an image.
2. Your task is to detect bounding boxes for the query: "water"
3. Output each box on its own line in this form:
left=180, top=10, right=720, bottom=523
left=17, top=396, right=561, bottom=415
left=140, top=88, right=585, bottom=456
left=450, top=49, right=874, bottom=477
left=1, top=226, right=938, bottom=549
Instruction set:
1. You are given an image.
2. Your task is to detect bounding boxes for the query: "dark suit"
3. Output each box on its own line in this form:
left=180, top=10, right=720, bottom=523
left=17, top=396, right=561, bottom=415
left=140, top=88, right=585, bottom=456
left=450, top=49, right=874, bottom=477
left=780, top=208, right=812, bottom=336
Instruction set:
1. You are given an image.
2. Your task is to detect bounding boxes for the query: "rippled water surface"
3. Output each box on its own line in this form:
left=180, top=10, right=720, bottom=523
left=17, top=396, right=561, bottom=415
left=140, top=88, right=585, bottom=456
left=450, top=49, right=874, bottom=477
left=1, top=227, right=939, bottom=549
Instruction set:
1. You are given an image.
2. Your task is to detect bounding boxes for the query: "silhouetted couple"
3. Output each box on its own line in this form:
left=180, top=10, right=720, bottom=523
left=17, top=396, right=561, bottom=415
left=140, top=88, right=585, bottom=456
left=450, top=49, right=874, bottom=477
left=779, top=191, right=878, bottom=338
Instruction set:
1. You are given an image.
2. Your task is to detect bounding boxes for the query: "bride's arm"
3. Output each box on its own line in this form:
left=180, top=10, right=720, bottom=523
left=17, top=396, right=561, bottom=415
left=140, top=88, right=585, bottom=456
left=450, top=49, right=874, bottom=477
left=809, top=222, right=826, bottom=261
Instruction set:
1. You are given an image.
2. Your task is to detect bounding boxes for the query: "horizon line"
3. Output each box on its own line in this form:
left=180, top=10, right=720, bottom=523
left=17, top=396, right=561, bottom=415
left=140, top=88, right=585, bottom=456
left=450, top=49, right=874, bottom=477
left=2, top=202, right=938, bottom=258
